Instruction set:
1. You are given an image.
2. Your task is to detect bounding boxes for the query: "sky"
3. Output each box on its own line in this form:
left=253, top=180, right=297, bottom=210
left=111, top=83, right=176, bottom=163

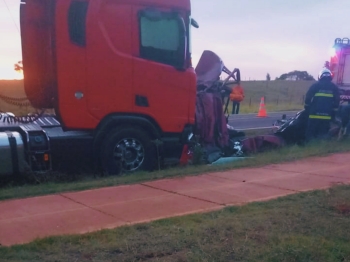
left=0, top=0, right=349, bottom=80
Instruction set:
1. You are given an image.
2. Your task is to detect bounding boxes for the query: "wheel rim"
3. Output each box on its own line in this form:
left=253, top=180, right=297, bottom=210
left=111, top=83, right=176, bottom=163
left=113, top=138, right=145, bottom=171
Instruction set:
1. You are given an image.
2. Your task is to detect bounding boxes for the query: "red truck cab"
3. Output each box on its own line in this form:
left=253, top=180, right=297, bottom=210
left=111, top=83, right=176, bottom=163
left=20, top=0, right=197, bottom=174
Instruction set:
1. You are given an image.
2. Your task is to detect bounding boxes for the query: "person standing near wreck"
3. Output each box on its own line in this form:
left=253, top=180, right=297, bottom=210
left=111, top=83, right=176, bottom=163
left=304, top=68, right=340, bottom=141
left=230, top=84, right=245, bottom=114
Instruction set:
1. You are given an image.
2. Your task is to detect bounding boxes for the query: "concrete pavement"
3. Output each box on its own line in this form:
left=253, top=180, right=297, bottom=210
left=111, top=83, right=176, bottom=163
left=0, top=153, right=349, bottom=246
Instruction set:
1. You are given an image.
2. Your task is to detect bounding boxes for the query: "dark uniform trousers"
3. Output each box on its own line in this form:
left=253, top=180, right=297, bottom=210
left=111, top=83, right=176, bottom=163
left=305, top=119, right=330, bottom=142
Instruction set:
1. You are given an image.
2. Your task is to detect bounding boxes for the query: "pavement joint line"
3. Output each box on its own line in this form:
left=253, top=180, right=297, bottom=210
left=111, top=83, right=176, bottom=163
left=204, top=170, right=305, bottom=193
left=58, top=194, right=118, bottom=220
left=222, top=171, right=308, bottom=193
left=143, top=170, right=312, bottom=199
left=261, top=167, right=309, bottom=174
left=311, top=161, right=347, bottom=165
left=141, top=179, right=299, bottom=207
left=206, top=171, right=300, bottom=185
left=143, top=181, right=237, bottom=200
left=303, top=172, right=350, bottom=181
left=261, top=166, right=349, bottom=178
left=124, top=206, right=224, bottom=226
left=225, top=192, right=300, bottom=207
left=85, top=194, right=188, bottom=209
left=146, top=175, right=299, bottom=193
left=261, top=166, right=334, bottom=174
left=140, top=183, right=224, bottom=207
left=262, top=166, right=350, bottom=178
left=0, top=206, right=88, bottom=224
left=248, top=181, right=308, bottom=193
left=206, top=172, right=263, bottom=183
left=305, top=159, right=348, bottom=164
left=249, top=180, right=348, bottom=194
left=260, top=166, right=350, bottom=182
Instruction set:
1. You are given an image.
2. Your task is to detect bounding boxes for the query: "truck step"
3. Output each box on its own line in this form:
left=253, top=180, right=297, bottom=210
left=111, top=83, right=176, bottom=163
left=0, top=114, right=61, bottom=130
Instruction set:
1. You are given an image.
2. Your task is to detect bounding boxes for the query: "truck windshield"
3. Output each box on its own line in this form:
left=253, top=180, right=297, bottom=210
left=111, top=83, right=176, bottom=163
left=139, top=9, right=186, bottom=68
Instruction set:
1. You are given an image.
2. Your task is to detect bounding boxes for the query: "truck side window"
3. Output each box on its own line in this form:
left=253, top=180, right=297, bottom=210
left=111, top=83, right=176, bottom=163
left=139, top=9, right=186, bottom=67
left=68, top=1, right=89, bottom=46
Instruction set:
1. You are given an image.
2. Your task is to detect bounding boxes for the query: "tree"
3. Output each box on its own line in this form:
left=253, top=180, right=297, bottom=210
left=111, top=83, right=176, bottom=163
left=324, top=61, right=330, bottom=69
left=14, top=61, right=23, bottom=73
left=266, top=73, right=271, bottom=81
left=276, top=70, right=315, bottom=81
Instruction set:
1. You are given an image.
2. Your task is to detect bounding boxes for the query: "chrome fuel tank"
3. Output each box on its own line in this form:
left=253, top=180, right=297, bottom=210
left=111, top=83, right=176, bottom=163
left=0, top=131, right=26, bottom=175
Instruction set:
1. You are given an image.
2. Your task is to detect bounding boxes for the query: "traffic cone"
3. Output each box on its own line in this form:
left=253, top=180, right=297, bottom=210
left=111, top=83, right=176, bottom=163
left=257, top=97, right=268, bottom=117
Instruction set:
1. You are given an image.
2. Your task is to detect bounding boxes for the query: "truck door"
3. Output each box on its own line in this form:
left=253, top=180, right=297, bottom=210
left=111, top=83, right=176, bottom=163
left=131, top=8, right=196, bottom=134
left=85, top=0, right=134, bottom=120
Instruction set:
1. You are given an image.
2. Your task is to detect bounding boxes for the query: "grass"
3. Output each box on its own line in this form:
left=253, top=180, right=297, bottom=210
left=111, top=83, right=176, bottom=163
left=1, top=138, right=350, bottom=202
left=0, top=185, right=349, bottom=261
left=226, top=80, right=313, bottom=113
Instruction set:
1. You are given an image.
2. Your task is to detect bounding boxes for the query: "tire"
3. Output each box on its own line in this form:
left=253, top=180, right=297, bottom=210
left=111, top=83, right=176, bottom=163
left=100, top=126, right=156, bottom=175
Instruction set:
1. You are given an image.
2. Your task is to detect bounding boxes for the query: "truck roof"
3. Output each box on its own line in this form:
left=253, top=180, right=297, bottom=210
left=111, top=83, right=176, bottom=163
left=116, top=0, right=191, bottom=10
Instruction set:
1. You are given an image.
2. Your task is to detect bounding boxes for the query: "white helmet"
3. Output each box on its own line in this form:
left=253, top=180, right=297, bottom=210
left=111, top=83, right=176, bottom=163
left=318, top=68, right=332, bottom=80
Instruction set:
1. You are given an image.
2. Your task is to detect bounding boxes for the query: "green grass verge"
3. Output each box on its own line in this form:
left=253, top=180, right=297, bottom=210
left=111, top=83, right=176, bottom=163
left=1, top=138, right=350, bottom=201
left=1, top=185, right=349, bottom=261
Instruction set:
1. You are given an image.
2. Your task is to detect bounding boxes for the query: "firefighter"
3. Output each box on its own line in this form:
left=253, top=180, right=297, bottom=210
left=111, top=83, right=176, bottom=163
left=230, top=84, right=245, bottom=114
left=304, top=68, right=340, bottom=142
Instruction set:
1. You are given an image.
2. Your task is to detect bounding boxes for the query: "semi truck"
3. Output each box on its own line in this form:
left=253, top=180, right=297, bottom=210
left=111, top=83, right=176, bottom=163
left=0, top=0, right=201, bottom=176
left=328, top=37, right=350, bottom=102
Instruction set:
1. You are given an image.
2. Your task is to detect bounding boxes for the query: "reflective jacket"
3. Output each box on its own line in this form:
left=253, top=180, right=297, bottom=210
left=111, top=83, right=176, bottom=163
left=229, top=85, right=244, bottom=102
left=304, top=80, right=340, bottom=120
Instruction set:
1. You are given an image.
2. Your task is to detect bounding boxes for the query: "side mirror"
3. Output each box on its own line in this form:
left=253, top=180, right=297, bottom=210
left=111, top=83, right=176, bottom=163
left=191, top=18, right=199, bottom=28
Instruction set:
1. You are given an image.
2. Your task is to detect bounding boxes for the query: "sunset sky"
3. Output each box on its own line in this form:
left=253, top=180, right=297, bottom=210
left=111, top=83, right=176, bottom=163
left=0, top=0, right=349, bottom=80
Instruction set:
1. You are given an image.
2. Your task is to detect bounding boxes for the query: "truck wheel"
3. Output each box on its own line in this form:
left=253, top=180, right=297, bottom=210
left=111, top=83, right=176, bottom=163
left=100, top=127, right=156, bottom=175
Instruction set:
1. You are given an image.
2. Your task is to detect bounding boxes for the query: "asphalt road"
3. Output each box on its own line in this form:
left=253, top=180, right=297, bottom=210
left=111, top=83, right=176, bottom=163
left=227, top=110, right=300, bottom=130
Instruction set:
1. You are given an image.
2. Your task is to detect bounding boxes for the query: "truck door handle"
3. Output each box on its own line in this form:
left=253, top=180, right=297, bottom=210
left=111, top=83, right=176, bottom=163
left=135, top=95, right=149, bottom=107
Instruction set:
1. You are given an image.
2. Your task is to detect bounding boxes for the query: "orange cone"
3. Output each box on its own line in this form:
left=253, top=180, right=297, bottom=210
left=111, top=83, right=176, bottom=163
left=257, top=97, right=268, bottom=117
